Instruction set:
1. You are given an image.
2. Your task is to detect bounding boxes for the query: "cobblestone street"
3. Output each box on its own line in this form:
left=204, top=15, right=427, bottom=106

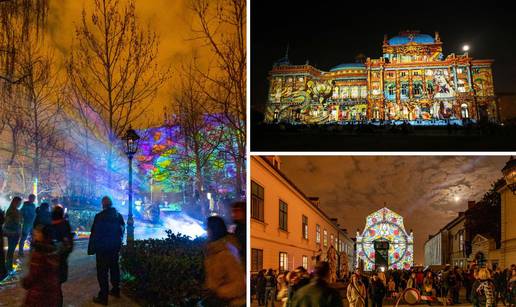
left=0, top=240, right=139, bottom=307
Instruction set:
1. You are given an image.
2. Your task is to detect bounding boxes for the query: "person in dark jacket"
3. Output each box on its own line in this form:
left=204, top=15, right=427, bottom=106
left=256, top=270, right=267, bottom=306
left=19, top=194, right=37, bottom=258
left=291, top=261, right=344, bottom=307
left=369, top=273, right=386, bottom=307
left=87, top=196, right=125, bottom=305
left=231, top=201, right=246, bottom=266
left=3, top=196, right=22, bottom=272
left=0, top=207, right=7, bottom=280
left=51, top=205, right=74, bottom=307
left=33, top=202, right=52, bottom=229
left=22, top=224, right=61, bottom=307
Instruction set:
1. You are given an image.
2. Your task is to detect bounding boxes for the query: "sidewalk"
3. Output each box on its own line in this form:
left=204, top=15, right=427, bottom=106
left=0, top=241, right=140, bottom=307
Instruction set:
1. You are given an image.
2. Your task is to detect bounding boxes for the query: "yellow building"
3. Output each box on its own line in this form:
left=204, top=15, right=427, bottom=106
left=499, top=157, right=516, bottom=267
left=251, top=156, right=354, bottom=274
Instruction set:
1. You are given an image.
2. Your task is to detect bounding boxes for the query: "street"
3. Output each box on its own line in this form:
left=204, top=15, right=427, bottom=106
left=0, top=240, right=139, bottom=307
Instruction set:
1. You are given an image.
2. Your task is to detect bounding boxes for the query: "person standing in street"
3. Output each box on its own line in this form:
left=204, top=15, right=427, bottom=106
left=22, top=225, right=61, bottom=307
left=368, top=273, right=386, bottom=307
left=3, top=196, right=22, bottom=273
left=19, top=194, right=37, bottom=258
left=231, top=200, right=246, bottom=265
left=50, top=205, right=74, bottom=307
left=347, top=273, right=367, bottom=307
left=291, top=261, right=343, bottom=307
left=87, top=196, right=125, bottom=306
left=265, top=269, right=277, bottom=307
left=203, top=215, right=246, bottom=307
left=33, top=202, right=52, bottom=229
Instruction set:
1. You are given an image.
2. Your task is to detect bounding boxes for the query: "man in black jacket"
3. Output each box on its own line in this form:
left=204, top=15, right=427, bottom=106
left=88, top=196, right=125, bottom=305
left=0, top=208, right=7, bottom=280
left=369, top=273, right=386, bottom=307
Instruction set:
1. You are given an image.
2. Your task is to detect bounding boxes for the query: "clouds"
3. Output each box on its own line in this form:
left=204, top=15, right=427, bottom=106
left=279, top=156, right=508, bottom=264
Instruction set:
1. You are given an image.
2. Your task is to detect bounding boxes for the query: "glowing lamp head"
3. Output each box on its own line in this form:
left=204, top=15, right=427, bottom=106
left=123, top=126, right=140, bottom=157
left=462, top=45, right=470, bottom=52
left=454, top=196, right=460, bottom=202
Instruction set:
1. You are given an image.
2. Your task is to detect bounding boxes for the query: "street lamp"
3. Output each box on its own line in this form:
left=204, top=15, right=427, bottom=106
left=123, top=126, right=140, bottom=243
left=502, top=156, right=516, bottom=195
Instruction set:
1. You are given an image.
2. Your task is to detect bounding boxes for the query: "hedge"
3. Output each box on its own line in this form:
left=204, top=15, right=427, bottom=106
left=120, top=230, right=206, bottom=306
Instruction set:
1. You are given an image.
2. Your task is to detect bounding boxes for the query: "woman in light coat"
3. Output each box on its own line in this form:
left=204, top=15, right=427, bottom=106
left=347, top=273, right=367, bottom=307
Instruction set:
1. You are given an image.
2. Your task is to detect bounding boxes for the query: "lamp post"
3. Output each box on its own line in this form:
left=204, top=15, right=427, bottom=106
left=123, top=126, right=140, bottom=243
left=502, top=156, right=516, bottom=195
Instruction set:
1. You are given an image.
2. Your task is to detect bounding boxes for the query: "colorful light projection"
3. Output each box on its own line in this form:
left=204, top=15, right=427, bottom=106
left=265, top=31, right=497, bottom=125
left=135, top=116, right=237, bottom=197
left=356, top=207, right=414, bottom=271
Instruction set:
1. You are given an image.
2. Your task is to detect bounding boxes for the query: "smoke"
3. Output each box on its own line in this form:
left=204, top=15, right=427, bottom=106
left=133, top=213, right=206, bottom=240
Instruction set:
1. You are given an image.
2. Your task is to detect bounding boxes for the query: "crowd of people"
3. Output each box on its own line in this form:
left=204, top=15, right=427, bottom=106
left=0, top=194, right=74, bottom=306
left=251, top=263, right=516, bottom=307
left=1, top=194, right=247, bottom=307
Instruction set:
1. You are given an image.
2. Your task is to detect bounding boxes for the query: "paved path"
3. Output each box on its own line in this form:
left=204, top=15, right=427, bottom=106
left=0, top=241, right=140, bottom=307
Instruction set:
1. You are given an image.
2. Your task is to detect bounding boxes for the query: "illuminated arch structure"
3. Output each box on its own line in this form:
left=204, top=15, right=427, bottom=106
left=356, top=207, right=414, bottom=271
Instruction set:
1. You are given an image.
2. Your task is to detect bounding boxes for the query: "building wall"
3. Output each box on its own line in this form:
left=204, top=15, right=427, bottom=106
left=500, top=185, right=516, bottom=268
left=251, top=156, right=354, bottom=273
left=447, top=216, right=467, bottom=269
left=424, top=233, right=443, bottom=266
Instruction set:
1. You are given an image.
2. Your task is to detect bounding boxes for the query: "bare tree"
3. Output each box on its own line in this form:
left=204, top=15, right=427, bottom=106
left=67, top=0, right=170, bottom=189
left=16, top=40, right=63, bottom=189
left=189, top=0, right=246, bottom=196
left=172, top=59, right=224, bottom=215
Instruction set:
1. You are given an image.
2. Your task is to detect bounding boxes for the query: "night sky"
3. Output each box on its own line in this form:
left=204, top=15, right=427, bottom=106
left=251, top=1, right=516, bottom=112
left=279, top=156, right=509, bottom=265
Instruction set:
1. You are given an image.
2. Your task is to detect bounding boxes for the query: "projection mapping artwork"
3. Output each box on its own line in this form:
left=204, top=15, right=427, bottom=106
left=265, top=31, right=497, bottom=125
left=356, top=207, right=414, bottom=271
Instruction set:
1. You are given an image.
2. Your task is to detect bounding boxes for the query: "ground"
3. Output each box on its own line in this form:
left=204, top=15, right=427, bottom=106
left=0, top=240, right=140, bottom=307
left=251, top=127, right=516, bottom=151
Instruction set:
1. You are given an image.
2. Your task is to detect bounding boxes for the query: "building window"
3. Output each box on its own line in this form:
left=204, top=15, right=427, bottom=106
left=413, top=84, right=422, bottom=96
left=459, top=232, right=464, bottom=251
left=388, top=86, right=395, bottom=96
left=330, top=234, right=334, bottom=246
left=251, top=181, right=264, bottom=221
left=401, top=83, right=408, bottom=97
left=316, top=224, right=321, bottom=244
left=401, top=71, right=406, bottom=77
left=251, top=248, right=263, bottom=272
left=302, top=215, right=308, bottom=239
left=413, top=71, right=419, bottom=76
left=279, top=200, right=288, bottom=231
left=302, top=256, right=308, bottom=270
left=279, top=252, right=288, bottom=272
left=323, top=229, right=328, bottom=247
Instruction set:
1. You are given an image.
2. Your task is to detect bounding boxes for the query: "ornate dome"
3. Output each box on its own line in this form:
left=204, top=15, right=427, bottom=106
left=388, top=32, right=435, bottom=46
left=329, top=63, right=366, bottom=72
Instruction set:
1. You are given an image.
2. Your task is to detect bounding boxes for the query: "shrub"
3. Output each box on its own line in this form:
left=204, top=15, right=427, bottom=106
left=120, top=230, right=205, bottom=306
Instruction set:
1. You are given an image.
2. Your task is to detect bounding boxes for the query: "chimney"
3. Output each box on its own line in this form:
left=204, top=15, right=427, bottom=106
left=308, top=197, right=320, bottom=207
left=330, top=218, right=338, bottom=224
left=467, top=201, right=475, bottom=209
left=264, top=156, right=281, bottom=170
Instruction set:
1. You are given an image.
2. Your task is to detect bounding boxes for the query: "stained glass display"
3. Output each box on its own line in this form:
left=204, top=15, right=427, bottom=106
left=356, top=207, right=414, bottom=271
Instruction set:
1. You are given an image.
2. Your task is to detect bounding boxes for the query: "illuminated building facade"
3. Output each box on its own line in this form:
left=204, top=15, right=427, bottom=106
left=265, top=31, right=497, bottom=125
left=356, top=207, right=414, bottom=271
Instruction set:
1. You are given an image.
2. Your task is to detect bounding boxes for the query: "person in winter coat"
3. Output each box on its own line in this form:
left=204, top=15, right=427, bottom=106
left=264, top=269, right=277, bottom=307
left=508, top=268, right=516, bottom=306
left=231, top=201, right=246, bottom=266
left=423, top=271, right=435, bottom=297
left=33, top=202, right=52, bottom=229
left=22, top=225, right=61, bottom=307
left=291, top=261, right=343, bottom=307
left=471, top=268, right=495, bottom=307
left=50, top=205, right=74, bottom=307
left=3, top=196, right=22, bottom=272
left=19, top=194, right=37, bottom=258
left=407, top=271, right=417, bottom=289
left=0, top=207, right=7, bottom=280
left=368, top=273, right=386, bottom=307
left=204, top=215, right=245, bottom=307
left=346, top=273, right=367, bottom=307
left=87, top=196, right=125, bottom=306
left=256, top=270, right=267, bottom=306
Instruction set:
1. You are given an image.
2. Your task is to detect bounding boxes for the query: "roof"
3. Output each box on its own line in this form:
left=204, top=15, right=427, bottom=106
left=329, top=63, right=366, bottom=72
left=388, top=33, right=435, bottom=46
